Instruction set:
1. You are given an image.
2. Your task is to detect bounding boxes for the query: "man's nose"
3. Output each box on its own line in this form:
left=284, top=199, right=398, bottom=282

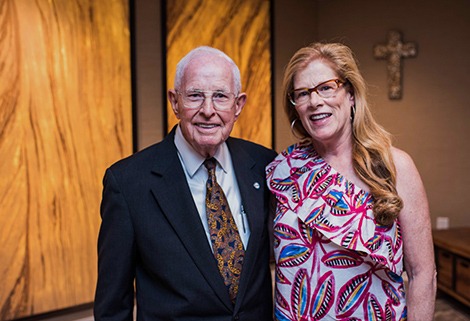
left=199, top=96, right=217, bottom=113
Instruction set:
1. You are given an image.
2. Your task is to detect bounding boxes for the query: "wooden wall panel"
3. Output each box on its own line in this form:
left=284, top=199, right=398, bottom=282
left=166, top=0, right=272, bottom=148
left=0, top=0, right=132, bottom=319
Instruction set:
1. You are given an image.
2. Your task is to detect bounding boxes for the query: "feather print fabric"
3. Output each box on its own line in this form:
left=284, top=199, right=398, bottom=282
left=266, top=144, right=407, bottom=321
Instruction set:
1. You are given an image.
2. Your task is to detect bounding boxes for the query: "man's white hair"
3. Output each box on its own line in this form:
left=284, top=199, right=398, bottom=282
left=174, top=46, right=242, bottom=93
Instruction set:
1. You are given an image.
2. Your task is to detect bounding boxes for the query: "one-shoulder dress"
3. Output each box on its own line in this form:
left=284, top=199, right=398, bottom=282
left=266, top=144, right=407, bottom=321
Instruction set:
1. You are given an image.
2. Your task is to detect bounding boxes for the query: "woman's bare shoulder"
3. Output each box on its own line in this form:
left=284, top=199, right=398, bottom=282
left=391, top=146, right=416, bottom=174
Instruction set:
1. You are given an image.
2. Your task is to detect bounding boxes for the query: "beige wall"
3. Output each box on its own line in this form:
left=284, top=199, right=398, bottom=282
left=134, top=0, right=470, bottom=228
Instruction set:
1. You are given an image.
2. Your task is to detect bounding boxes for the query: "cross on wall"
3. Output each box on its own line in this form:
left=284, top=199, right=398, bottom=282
left=374, top=30, right=417, bottom=100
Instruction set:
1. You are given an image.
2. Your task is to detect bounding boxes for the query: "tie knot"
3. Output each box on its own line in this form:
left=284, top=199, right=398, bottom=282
left=203, top=158, right=217, bottom=171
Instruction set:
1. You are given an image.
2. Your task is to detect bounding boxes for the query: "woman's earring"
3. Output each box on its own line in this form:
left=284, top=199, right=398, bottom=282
left=290, top=119, right=303, bottom=139
left=350, top=105, right=356, bottom=122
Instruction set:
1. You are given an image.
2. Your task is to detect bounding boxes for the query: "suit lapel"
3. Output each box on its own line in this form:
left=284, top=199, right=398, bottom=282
left=227, top=139, right=268, bottom=308
left=148, top=130, right=233, bottom=310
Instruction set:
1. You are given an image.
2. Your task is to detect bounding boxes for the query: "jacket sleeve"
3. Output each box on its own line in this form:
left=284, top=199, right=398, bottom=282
left=94, top=168, right=135, bottom=321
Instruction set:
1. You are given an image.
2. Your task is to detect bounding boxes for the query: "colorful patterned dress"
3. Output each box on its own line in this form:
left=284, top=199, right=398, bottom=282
left=266, top=144, right=407, bottom=321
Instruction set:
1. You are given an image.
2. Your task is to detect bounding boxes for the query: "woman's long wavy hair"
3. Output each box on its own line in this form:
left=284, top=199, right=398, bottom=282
left=283, top=42, right=403, bottom=225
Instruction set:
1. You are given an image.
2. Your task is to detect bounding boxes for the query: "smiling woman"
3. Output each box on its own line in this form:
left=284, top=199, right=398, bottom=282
left=267, top=42, right=436, bottom=321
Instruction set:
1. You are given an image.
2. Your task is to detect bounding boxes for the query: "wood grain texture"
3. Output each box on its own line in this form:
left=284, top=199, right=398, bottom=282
left=166, top=0, right=272, bottom=148
left=0, top=0, right=132, bottom=319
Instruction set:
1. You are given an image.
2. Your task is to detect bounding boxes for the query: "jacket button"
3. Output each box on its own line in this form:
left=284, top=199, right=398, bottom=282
left=233, top=315, right=239, bottom=321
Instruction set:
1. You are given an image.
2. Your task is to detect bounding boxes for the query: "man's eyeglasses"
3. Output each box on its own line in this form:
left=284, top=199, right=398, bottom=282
left=177, top=90, right=238, bottom=111
left=288, top=79, right=345, bottom=106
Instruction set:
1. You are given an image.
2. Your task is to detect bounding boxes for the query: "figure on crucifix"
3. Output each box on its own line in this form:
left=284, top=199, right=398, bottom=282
left=374, top=30, right=417, bottom=99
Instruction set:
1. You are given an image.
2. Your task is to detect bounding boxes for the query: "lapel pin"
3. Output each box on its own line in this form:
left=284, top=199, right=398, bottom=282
left=253, top=182, right=260, bottom=189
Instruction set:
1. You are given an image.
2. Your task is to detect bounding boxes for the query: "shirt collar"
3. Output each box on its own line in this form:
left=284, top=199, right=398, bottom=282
left=174, top=125, right=230, bottom=177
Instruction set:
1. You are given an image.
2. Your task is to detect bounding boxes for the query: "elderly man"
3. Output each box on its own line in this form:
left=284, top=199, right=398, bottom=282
left=94, top=46, right=276, bottom=320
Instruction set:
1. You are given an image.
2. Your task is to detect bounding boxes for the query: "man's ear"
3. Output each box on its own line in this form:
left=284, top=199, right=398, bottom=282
left=234, top=93, right=247, bottom=119
left=168, top=90, right=180, bottom=119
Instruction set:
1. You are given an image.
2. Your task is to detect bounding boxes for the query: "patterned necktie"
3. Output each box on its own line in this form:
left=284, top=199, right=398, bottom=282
left=203, top=157, right=245, bottom=303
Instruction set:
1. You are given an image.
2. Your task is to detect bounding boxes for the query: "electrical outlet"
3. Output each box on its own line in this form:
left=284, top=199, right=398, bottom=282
left=436, top=217, right=449, bottom=230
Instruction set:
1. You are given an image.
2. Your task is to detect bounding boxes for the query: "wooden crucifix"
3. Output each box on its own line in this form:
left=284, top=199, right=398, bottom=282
left=374, top=30, right=417, bottom=99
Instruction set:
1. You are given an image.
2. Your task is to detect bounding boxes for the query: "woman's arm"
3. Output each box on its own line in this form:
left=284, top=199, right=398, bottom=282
left=393, top=147, right=437, bottom=321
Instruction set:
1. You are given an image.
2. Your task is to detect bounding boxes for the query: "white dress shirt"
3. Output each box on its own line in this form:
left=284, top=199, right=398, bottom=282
left=174, top=125, right=250, bottom=249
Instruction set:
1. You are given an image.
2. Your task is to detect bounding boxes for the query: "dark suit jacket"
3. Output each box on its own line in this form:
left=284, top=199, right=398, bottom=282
left=94, top=128, right=276, bottom=321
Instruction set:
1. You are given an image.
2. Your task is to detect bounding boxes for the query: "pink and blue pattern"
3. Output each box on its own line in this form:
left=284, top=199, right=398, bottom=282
left=266, top=144, right=407, bottom=320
